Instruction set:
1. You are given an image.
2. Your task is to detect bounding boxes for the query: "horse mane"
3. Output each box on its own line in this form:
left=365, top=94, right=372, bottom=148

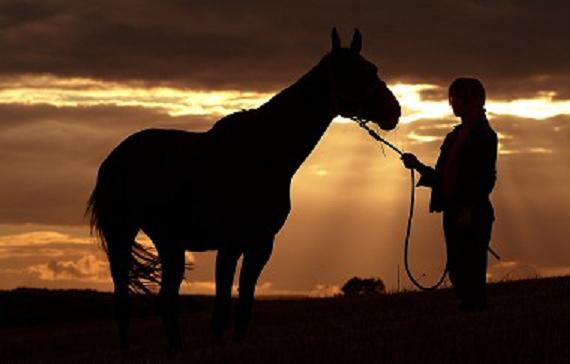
left=209, top=54, right=332, bottom=137
left=208, top=109, right=258, bottom=135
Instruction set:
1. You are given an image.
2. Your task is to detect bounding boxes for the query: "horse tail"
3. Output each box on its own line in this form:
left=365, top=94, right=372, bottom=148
left=86, top=156, right=161, bottom=294
left=85, top=174, right=103, bottom=241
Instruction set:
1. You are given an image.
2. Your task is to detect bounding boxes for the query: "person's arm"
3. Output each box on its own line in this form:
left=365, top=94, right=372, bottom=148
left=401, top=153, right=436, bottom=187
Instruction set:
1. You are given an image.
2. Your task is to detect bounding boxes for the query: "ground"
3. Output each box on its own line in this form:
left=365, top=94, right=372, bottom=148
left=0, top=276, right=568, bottom=363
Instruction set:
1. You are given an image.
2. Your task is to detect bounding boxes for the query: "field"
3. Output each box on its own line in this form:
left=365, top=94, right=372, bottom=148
left=0, top=276, right=569, bottom=364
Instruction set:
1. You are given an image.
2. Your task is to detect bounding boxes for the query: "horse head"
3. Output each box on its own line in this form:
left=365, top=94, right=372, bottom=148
left=327, top=28, right=401, bottom=130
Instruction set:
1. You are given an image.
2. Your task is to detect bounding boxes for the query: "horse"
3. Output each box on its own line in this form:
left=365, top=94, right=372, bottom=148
left=86, top=28, right=401, bottom=352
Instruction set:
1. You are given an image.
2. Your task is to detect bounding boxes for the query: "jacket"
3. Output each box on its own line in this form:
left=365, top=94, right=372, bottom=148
left=416, top=117, right=498, bottom=214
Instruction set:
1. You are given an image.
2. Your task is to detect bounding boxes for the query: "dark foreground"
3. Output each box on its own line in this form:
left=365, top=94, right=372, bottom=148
left=1, top=276, right=569, bottom=364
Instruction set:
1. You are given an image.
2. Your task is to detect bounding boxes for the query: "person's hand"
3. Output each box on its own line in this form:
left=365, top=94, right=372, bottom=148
left=401, top=153, right=421, bottom=170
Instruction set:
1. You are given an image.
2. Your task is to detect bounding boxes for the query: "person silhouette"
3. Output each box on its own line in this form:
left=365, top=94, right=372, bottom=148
left=401, top=78, right=497, bottom=311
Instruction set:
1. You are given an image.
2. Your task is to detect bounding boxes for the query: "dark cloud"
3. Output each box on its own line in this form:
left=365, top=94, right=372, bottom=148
left=0, top=104, right=214, bottom=225
left=0, top=0, right=568, bottom=97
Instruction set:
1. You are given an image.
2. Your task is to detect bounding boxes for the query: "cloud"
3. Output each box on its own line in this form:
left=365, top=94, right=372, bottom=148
left=178, top=280, right=341, bottom=297
left=0, top=230, right=98, bottom=266
left=0, top=104, right=214, bottom=225
left=27, top=254, right=108, bottom=281
left=4, top=76, right=569, bottom=127
left=0, top=226, right=202, bottom=290
left=0, top=0, right=568, bottom=97
left=0, top=227, right=112, bottom=289
left=0, top=237, right=92, bottom=278
left=0, top=230, right=90, bottom=246
left=0, top=75, right=273, bottom=116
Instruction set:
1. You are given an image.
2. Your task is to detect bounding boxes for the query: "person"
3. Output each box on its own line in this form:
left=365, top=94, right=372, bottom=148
left=401, top=77, right=497, bottom=311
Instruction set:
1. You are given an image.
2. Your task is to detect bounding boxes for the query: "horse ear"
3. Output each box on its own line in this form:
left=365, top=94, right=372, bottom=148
left=331, top=27, right=341, bottom=51
left=350, top=28, right=362, bottom=53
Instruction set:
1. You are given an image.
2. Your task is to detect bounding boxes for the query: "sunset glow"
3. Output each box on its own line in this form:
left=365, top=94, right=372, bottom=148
left=1, top=8, right=570, bottom=362
left=1, top=72, right=569, bottom=295
left=0, top=75, right=273, bottom=116
left=1, top=76, right=569, bottom=123
left=1, top=47, right=569, bottom=295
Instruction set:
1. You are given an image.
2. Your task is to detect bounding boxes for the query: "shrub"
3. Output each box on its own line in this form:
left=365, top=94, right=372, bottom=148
left=341, top=277, right=386, bottom=296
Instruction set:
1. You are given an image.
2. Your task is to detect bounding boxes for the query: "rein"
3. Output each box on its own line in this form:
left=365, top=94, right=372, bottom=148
left=352, top=117, right=501, bottom=291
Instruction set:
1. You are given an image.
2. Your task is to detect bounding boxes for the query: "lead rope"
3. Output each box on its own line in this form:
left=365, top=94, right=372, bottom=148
left=352, top=117, right=500, bottom=291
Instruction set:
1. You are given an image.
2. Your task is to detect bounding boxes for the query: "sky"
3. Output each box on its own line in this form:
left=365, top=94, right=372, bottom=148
left=0, top=0, right=569, bottom=295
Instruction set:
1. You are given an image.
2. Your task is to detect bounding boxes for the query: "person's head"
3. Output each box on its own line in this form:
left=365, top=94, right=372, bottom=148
left=448, top=78, right=486, bottom=118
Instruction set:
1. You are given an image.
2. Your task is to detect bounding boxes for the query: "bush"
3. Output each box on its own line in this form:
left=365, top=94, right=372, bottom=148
left=341, top=277, right=386, bottom=297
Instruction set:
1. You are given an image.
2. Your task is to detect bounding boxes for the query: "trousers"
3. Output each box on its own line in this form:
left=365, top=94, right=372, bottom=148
left=443, top=203, right=494, bottom=309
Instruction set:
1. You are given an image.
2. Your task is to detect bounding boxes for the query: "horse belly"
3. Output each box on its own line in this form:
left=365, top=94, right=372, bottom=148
left=141, top=216, right=222, bottom=252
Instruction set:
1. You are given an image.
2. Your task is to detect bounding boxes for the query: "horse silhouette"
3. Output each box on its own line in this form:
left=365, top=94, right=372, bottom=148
left=86, top=28, right=401, bottom=352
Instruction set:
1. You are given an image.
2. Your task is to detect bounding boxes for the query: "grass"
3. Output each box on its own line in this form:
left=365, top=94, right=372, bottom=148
left=0, top=276, right=568, bottom=363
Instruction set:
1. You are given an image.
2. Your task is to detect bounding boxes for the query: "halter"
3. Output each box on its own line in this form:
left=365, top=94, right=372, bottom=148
left=326, top=56, right=379, bottom=120
left=351, top=117, right=403, bottom=155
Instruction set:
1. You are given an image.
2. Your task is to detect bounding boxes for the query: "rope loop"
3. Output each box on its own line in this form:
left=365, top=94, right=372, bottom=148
left=354, top=117, right=448, bottom=290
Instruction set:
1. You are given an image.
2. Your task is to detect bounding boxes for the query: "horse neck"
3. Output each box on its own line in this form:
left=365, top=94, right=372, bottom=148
left=257, top=59, right=336, bottom=176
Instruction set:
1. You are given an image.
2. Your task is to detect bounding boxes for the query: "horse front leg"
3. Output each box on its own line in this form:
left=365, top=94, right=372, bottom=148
left=235, top=238, right=274, bottom=338
left=212, top=244, right=241, bottom=340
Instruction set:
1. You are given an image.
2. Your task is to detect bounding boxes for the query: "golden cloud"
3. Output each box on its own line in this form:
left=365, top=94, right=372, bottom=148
left=2, top=76, right=570, bottom=124
left=0, top=231, right=92, bottom=246
left=27, top=254, right=109, bottom=282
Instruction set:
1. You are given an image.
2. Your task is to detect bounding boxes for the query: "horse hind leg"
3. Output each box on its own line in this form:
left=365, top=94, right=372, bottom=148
left=104, top=225, right=138, bottom=351
left=156, top=241, right=186, bottom=353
